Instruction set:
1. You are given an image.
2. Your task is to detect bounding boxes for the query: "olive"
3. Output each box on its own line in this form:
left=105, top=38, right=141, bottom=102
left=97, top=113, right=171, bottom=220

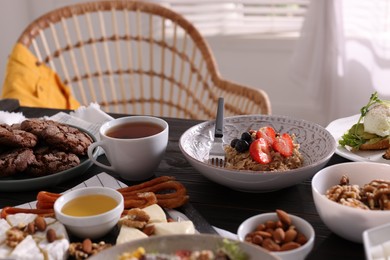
left=235, top=139, right=249, bottom=153
left=241, top=132, right=252, bottom=143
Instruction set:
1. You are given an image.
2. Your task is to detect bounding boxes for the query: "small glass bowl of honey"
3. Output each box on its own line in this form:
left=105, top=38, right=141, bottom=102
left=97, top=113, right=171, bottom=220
left=54, top=186, right=124, bottom=239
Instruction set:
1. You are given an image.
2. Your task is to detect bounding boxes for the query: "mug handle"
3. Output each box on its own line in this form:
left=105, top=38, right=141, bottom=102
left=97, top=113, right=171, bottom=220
left=87, top=141, right=115, bottom=171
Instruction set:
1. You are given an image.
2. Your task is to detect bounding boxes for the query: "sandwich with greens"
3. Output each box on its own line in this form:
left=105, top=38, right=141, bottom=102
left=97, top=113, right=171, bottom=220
left=339, top=92, right=390, bottom=159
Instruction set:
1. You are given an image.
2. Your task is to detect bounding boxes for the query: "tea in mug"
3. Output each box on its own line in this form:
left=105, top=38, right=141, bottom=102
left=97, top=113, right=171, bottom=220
left=105, top=121, right=164, bottom=139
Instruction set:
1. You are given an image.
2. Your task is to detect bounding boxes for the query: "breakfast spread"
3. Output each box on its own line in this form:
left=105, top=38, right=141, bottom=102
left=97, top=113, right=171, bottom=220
left=225, top=126, right=304, bottom=171
left=243, top=209, right=308, bottom=252
left=116, top=204, right=195, bottom=245
left=0, top=119, right=93, bottom=177
left=339, top=92, right=390, bottom=159
left=0, top=176, right=193, bottom=259
left=0, top=213, right=69, bottom=259
left=325, top=175, right=390, bottom=210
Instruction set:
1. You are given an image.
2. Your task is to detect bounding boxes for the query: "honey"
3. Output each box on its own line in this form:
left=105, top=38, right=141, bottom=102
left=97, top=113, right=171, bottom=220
left=61, top=194, right=117, bottom=217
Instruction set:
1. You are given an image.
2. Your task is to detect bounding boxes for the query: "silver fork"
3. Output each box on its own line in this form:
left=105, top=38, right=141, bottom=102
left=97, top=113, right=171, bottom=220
left=208, top=97, right=225, bottom=167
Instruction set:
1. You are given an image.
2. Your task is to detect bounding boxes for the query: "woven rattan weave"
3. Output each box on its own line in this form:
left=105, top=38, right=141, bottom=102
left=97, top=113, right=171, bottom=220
left=17, top=0, right=271, bottom=119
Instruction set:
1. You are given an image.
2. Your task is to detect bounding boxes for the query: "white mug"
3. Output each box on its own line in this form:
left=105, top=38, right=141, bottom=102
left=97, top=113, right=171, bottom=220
left=87, top=116, right=169, bottom=181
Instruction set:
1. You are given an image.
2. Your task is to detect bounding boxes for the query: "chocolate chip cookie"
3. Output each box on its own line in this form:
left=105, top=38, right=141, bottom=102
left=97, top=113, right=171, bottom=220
left=0, top=124, right=38, bottom=148
left=27, top=147, right=80, bottom=177
left=0, top=148, right=36, bottom=177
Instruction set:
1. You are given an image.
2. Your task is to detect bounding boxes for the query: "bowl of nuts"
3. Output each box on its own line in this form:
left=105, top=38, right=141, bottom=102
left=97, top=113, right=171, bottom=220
left=237, top=209, right=315, bottom=260
left=312, top=162, right=390, bottom=243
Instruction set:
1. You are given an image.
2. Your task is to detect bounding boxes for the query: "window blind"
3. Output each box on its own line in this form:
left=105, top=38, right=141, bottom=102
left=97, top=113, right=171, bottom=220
left=150, top=0, right=310, bottom=36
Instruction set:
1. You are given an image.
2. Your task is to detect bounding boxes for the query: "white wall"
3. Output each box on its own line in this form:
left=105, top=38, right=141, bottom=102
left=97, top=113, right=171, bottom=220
left=0, top=0, right=326, bottom=126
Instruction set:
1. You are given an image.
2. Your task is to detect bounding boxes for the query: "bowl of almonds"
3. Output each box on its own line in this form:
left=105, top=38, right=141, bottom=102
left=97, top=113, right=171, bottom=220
left=237, top=209, right=315, bottom=260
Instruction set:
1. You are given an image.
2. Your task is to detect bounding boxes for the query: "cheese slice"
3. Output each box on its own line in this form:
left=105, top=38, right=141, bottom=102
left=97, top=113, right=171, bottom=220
left=39, top=238, right=69, bottom=260
left=153, top=221, right=195, bottom=236
left=0, top=243, right=12, bottom=258
left=0, top=219, right=11, bottom=244
left=10, top=235, right=44, bottom=260
left=34, top=221, right=69, bottom=241
left=6, top=213, right=37, bottom=228
left=142, top=204, right=167, bottom=224
left=0, top=213, right=69, bottom=260
left=43, top=217, right=57, bottom=226
left=116, top=226, right=148, bottom=245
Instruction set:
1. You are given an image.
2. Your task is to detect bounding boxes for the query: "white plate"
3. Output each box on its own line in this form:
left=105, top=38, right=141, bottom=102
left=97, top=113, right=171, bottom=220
left=326, top=114, right=390, bottom=164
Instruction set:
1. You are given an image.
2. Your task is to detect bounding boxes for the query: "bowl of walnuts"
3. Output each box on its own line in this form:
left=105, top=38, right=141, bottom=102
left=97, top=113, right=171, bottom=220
left=312, top=161, right=390, bottom=243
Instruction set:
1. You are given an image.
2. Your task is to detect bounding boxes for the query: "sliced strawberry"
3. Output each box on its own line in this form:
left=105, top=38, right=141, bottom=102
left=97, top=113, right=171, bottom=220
left=273, top=133, right=294, bottom=157
left=256, top=126, right=276, bottom=146
left=250, top=138, right=272, bottom=164
left=176, top=250, right=191, bottom=257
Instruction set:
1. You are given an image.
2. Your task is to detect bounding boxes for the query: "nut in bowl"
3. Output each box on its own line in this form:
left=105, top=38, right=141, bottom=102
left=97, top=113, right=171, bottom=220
left=311, top=162, right=390, bottom=243
left=54, top=186, right=124, bottom=239
left=179, top=115, right=336, bottom=192
left=237, top=210, right=315, bottom=260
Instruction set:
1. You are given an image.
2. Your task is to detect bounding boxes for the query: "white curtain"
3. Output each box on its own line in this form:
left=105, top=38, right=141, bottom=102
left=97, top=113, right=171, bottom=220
left=291, top=0, right=390, bottom=124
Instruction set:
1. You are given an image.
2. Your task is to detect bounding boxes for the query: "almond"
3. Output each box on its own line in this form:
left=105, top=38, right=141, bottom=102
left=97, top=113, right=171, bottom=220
left=82, top=238, right=93, bottom=254
left=295, top=232, right=308, bottom=245
left=280, top=241, right=301, bottom=251
left=254, top=230, right=272, bottom=239
left=265, top=220, right=276, bottom=229
left=262, top=238, right=280, bottom=251
left=273, top=227, right=285, bottom=244
left=46, top=228, right=57, bottom=243
left=255, top=223, right=266, bottom=231
left=284, top=229, right=298, bottom=243
left=34, top=216, right=46, bottom=231
left=26, top=222, right=35, bottom=234
left=252, top=234, right=263, bottom=245
left=276, top=220, right=284, bottom=229
left=142, top=225, right=155, bottom=236
left=276, top=209, right=291, bottom=226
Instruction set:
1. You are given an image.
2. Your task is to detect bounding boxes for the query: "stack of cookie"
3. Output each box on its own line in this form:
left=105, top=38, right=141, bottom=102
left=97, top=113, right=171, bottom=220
left=0, top=119, right=93, bottom=178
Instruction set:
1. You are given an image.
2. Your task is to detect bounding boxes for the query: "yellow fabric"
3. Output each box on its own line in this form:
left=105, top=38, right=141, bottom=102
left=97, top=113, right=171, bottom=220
left=1, top=43, right=80, bottom=109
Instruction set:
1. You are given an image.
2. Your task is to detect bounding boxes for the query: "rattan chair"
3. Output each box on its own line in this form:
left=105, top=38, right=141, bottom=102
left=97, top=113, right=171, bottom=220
left=17, top=0, right=271, bottom=119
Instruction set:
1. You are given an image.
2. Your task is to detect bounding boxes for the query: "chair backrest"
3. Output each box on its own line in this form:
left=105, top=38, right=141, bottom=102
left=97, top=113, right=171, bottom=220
left=18, top=0, right=271, bottom=119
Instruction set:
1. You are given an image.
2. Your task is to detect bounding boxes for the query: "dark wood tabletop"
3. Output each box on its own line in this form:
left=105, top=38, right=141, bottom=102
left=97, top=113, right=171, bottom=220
left=0, top=100, right=363, bottom=260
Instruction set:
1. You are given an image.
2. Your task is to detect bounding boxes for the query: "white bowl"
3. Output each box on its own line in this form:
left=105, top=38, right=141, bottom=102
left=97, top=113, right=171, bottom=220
left=237, top=212, right=315, bottom=260
left=179, top=115, right=336, bottom=192
left=89, top=234, right=279, bottom=259
left=363, top=222, right=390, bottom=260
left=54, top=187, right=124, bottom=239
left=312, top=162, right=390, bottom=243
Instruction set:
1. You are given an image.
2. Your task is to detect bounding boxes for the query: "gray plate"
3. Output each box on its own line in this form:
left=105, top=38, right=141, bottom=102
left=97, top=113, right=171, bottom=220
left=0, top=126, right=98, bottom=192
left=89, top=234, right=279, bottom=260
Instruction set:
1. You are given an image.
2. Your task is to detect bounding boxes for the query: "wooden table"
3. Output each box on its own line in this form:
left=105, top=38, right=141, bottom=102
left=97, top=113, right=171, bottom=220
left=0, top=102, right=363, bottom=260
